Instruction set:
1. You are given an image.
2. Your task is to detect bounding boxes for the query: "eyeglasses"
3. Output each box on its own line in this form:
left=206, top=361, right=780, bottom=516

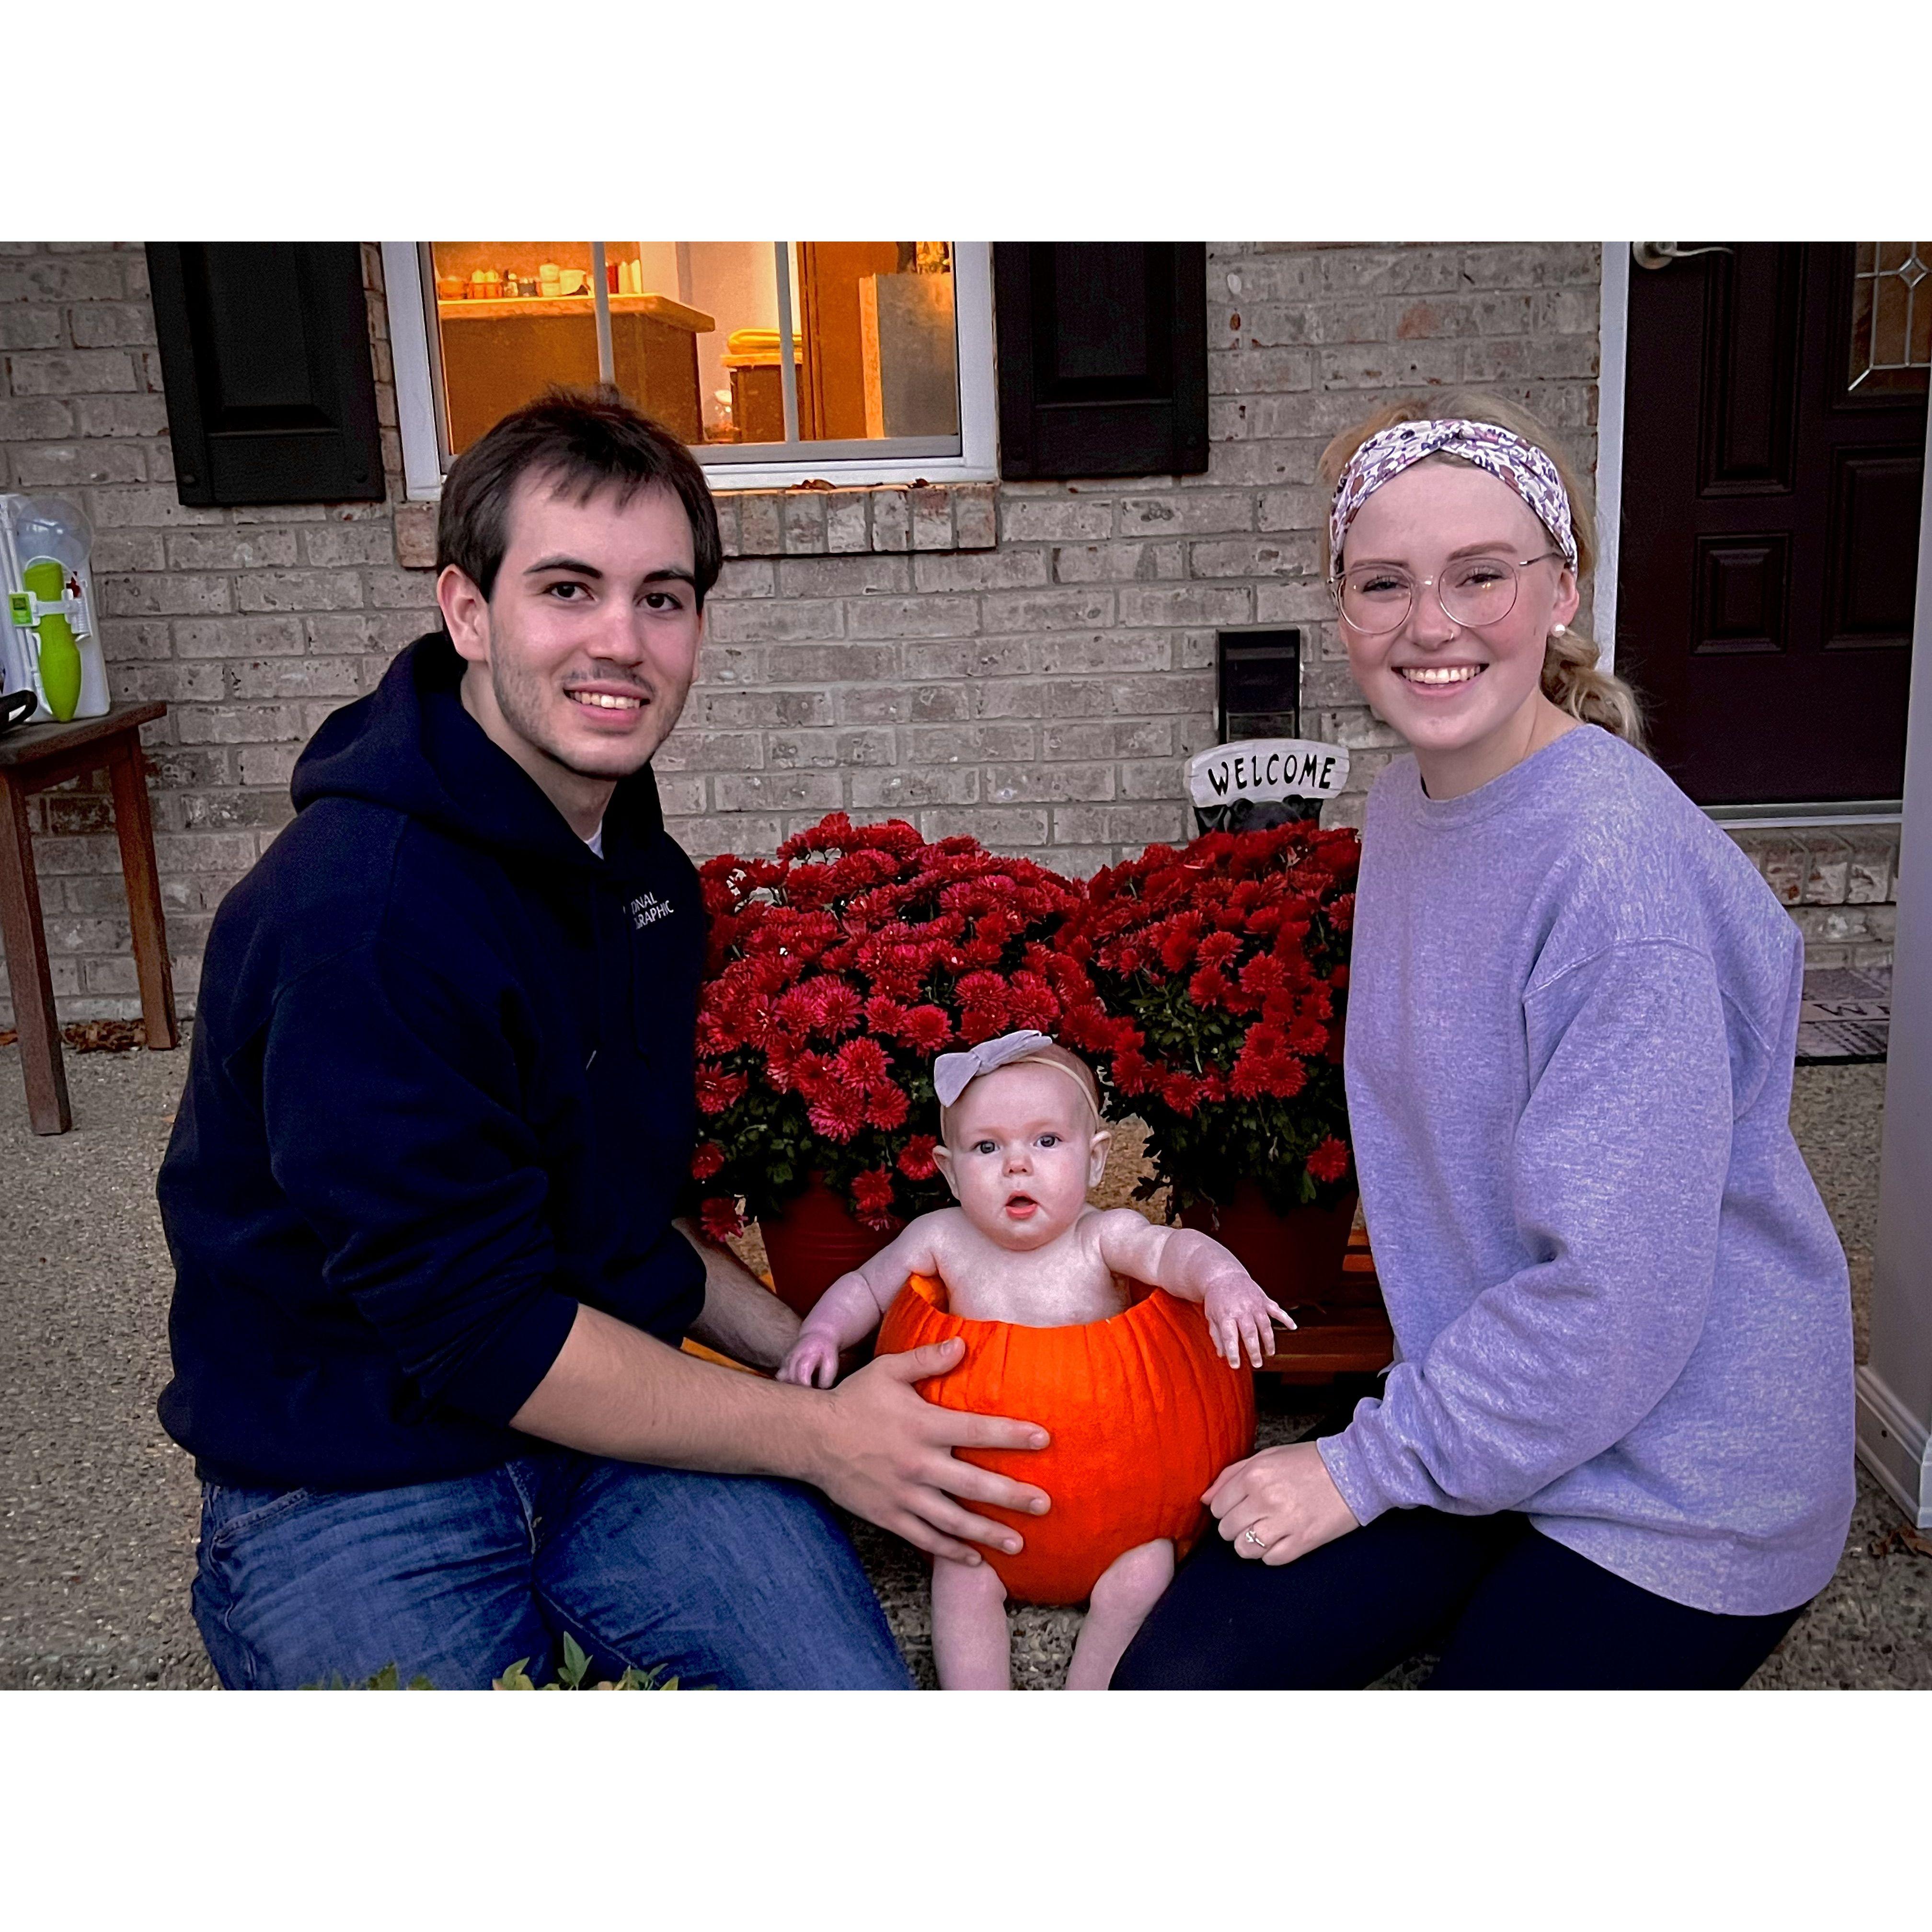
left=1331, top=551, right=1565, bottom=634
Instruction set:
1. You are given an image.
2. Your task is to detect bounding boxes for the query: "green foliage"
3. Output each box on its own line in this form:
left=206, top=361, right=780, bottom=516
left=492, top=1632, right=679, bottom=1691
left=303, top=1632, right=679, bottom=1691
left=302, top=1662, right=433, bottom=1690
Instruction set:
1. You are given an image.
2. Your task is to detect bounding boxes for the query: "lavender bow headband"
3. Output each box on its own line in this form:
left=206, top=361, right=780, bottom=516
left=1328, top=418, right=1577, bottom=579
left=934, top=1029, right=1093, bottom=1114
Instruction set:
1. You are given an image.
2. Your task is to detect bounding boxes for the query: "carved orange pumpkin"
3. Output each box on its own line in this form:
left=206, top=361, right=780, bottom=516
left=875, top=1274, right=1257, bottom=1606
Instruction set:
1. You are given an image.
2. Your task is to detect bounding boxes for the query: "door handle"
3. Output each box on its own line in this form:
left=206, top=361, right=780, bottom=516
left=1633, top=242, right=1735, bottom=271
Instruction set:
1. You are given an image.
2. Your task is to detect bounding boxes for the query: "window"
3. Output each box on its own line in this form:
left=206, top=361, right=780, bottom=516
left=384, top=241, right=997, bottom=498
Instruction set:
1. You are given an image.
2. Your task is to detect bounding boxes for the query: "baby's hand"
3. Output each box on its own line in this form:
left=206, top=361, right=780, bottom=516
left=1202, top=1272, right=1295, bottom=1369
left=777, top=1331, right=842, bottom=1389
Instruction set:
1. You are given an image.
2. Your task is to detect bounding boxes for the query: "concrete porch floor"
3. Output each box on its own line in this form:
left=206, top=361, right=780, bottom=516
left=0, top=1042, right=1923, bottom=1690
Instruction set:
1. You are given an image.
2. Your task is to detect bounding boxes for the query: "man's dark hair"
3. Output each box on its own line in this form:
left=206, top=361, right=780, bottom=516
left=436, top=386, right=724, bottom=607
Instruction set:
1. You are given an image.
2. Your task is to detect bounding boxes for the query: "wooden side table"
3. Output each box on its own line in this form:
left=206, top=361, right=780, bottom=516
left=0, top=701, right=178, bottom=1133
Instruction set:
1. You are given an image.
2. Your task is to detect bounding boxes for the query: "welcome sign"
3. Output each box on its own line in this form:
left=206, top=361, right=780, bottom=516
left=1187, top=738, right=1351, bottom=810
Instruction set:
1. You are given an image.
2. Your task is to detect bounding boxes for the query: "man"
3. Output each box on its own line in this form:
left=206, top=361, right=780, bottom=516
left=157, top=390, right=1047, bottom=1689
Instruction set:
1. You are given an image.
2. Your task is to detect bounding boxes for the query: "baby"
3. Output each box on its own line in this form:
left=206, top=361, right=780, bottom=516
left=778, top=1028, right=1291, bottom=1690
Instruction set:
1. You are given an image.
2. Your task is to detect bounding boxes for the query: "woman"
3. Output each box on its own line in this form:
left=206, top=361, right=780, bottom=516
left=1112, top=393, right=1855, bottom=1690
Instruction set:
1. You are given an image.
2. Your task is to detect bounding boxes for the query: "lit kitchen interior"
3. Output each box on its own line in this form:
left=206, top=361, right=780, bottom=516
left=428, top=242, right=962, bottom=454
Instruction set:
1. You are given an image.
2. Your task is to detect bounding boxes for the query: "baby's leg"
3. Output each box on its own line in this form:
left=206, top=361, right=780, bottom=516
left=1065, top=1539, right=1175, bottom=1690
left=931, top=1555, right=1012, bottom=1690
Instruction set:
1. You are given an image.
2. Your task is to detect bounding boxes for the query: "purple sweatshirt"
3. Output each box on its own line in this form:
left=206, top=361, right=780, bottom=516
left=1319, top=724, right=1854, bottom=1616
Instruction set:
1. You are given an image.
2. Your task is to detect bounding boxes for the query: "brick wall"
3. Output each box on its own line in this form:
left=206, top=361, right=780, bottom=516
left=659, top=241, right=1608, bottom=867
left=0, top=241, right=1901, bottom=1023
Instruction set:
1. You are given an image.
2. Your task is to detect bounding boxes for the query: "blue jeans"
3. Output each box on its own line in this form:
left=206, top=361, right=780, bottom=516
left=191, top=1449, right=911, bottom=1690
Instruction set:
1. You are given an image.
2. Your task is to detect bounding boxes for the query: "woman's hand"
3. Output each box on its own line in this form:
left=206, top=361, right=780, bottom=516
left=1203, top=1441, right=1360, bottom=1565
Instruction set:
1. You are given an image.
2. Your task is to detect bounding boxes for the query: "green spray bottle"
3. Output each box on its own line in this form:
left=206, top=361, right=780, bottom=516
left=22, top=558, right=80, bottom=720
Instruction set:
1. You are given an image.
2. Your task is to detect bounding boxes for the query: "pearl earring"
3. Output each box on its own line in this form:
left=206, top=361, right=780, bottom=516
left=1551, top=623, right=1567, bottom=637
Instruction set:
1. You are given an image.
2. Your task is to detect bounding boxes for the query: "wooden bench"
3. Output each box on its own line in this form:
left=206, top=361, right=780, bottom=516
left=1255, top=1222, right=1395, bottom=1381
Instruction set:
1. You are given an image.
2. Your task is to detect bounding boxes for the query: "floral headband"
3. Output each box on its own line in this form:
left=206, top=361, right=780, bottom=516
left=934, top=1029, right=1098, bottom=1121
left=1327, top=417, right=1577, bottom=579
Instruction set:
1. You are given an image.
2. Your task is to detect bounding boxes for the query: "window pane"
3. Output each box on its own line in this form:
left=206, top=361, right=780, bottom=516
left=430, top=241, right=718, bottom=454
left=795, top=242, right=960, bottom=441
left=427, top=241, right=963, bottom=458
left=682, top=242, right=789, bottom=445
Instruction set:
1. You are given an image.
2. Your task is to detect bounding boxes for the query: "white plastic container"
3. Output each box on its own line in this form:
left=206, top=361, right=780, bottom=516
left=0, top=494, right=109, bottom=722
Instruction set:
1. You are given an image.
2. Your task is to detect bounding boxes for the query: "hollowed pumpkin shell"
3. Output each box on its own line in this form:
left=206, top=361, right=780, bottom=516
left=875, top=1273, right=1257, bottom=1606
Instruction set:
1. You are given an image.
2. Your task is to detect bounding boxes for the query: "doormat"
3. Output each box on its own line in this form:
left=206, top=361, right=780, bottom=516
left=1796, top=966, right=1890, bottom=1065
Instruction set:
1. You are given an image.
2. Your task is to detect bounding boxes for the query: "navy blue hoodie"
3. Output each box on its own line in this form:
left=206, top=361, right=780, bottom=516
left=157, top=632, right=707, bottom=1490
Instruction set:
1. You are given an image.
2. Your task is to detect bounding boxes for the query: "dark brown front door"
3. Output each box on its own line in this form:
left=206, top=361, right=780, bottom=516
left=1617, top=242, right=1927, bottom=805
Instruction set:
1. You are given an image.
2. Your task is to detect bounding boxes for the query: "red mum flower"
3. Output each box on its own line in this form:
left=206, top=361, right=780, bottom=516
left=698, top=1196, right=744, bottom=1243
left=864, top=1081, right=910, bottom=1131
left=1160, top=1071, right=1201, bottom=1116
left=1157, top=926, right=1199, bottom=973
left=897, top=1134, right=940, bottom=1182
left=1188, top=963, right=1235, bottom=1007
left=813, top=980, right=863, bottom=1038
left=1005, top=970, right=1059, bottom=1032
left=1229, top=1050, right=1270, bottom=1101
left=771, top=984, right=820, bottom=1040
left=863, top=995, right=908, bottom=1037
left=898, top=1004, right=953, bottom=1051
left=690, top=1141, right=725, bottom=1182
left=695, top=1069, right=748, bottom=1116
left=1240, top=951, right=1287, bottom=997
left=1306, top=1137, right=1351, bottom=1183
left=832, top=1035, right=892, bottom=1093
left=850, top=1167, right=898, bottom=1230
left=806, top=1085, right=865, bottom=1142
left=1287, top=1018, right=1329, bottom=1057
left=1269, top=1055, right=1309, bottom=1100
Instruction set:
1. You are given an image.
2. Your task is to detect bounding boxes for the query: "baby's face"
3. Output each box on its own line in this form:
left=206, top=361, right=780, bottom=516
left=934, top=1063, right=1109, bottom=1251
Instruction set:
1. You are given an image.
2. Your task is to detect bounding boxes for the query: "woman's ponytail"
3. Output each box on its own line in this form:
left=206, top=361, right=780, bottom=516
left=1543, top=626, right=1646, bottom=748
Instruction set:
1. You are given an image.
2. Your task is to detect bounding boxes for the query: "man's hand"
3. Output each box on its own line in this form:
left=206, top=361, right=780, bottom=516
left=1201, top=1269, right=1295, bottom=1369
left=809, top=1338, right=1052, bottom=1566
left=1203, top=1441, right=1359, bottom=1566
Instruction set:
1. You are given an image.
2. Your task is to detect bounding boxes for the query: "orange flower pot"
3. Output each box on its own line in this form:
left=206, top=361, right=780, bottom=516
left=875, top=1273, right=1256, bottom=1606
left=759, top=1178, right=892, bottom=1318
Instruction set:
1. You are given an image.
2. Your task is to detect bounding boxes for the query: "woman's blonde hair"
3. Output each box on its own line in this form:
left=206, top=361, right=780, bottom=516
left=1318, top=390, right=1646, bottom=749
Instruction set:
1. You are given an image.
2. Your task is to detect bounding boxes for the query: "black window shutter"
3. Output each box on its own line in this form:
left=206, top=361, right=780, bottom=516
left=993, top=242, right=1208, bottom=480
left=146, top=242, right=386, bottom=506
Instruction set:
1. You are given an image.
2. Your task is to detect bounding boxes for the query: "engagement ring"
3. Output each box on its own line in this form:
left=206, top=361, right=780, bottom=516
left=1242, top=1528, right=1267, bottom=1550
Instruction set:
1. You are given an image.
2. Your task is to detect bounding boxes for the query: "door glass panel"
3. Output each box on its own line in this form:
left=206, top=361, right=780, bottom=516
left=1848, top=242, right=1932, bottom=395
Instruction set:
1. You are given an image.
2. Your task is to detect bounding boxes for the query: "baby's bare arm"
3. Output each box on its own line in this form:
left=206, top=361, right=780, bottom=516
left=1087, top=1210, right=1239, bottom=1301
left=1088, top=1210, right=1292, bottom=1368
left=796, top=1213, right=954, bottom=1352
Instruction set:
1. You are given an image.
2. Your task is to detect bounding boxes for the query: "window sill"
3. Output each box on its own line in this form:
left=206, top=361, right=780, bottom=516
left=715, top=480, right=996, bottom=559
left=388, top=480, right=1000, bottom=572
